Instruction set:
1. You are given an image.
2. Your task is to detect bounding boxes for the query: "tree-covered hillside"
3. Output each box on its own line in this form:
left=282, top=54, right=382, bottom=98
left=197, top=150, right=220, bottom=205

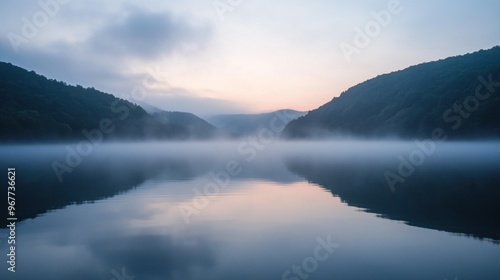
left=283, top=47, right=500, bottom=139
left=0, top=62, right=216, bottom=142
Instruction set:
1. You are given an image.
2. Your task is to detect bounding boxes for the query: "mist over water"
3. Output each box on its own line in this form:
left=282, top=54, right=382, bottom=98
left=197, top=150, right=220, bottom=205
left=1, top=141, right=500, bottom=279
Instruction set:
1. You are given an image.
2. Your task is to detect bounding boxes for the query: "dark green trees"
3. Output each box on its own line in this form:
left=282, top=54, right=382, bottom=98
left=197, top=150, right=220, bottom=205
left=283, top=46, right=500, bottom=139
left=0, top=62, right=215, bottom=142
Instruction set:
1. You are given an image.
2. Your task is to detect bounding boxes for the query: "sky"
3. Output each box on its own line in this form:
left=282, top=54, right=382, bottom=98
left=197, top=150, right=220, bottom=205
left=0, top=0, right=499, bottom=117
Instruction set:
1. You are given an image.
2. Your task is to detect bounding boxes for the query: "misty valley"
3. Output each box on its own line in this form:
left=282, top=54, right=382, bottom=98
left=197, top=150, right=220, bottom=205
left=0, top=15, right=499, bottom=278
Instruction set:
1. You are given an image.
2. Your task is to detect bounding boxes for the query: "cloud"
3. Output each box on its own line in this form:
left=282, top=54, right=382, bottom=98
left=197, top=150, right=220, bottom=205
left=88, top=9, right=212, bottom=60
left=0, top=38, right=132, bottom=94
left=87, top=234, right=215, bottom=280
left=0, top=4, right=230, bottom=117
left=0, top=37, right=247, bottom=118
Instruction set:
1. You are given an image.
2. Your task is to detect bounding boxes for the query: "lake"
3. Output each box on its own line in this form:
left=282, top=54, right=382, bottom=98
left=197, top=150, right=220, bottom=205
left=0, top=141, right=499, bottom=280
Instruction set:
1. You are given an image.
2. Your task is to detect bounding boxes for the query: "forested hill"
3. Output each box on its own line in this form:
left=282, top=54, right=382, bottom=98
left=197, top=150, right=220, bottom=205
left=283, top=46, right=500, bottom=139
left=0, top=62, right=216, bottom=142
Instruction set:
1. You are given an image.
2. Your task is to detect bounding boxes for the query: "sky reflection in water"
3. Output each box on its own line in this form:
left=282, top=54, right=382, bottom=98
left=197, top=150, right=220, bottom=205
left=0, top=141, right=499, bottom=280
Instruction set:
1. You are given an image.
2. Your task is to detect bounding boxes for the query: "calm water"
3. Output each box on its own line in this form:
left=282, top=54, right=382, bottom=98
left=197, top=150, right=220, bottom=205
left=0, top=141, right=499, bottom=280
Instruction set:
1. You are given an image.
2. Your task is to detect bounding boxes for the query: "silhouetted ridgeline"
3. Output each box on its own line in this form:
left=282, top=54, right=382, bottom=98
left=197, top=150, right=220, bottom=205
left=0, top=62, right=216, bottom=142
left=283, top=46, right=500, bottom=139
left=207, top=109, right=306, bottom=138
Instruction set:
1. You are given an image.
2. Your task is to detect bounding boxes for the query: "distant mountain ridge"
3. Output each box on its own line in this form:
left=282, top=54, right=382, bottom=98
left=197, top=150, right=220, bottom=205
left=151, top=111, right=216, bottom=139
left=0, top=62, right=216, bottom=142
left=135, top=101, right=216, bottom=139
left=208, top=109, right=306, bottom=138
left=283, top=46, right=500, bottom=139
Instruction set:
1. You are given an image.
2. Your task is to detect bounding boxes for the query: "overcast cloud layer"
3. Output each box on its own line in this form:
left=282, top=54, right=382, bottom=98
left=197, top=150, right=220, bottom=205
left=1, top=0, right=499, bottom=116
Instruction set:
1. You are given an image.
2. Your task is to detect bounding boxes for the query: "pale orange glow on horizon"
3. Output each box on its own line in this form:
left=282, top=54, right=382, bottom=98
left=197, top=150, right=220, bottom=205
left=2, top=1, right=498, bottom=116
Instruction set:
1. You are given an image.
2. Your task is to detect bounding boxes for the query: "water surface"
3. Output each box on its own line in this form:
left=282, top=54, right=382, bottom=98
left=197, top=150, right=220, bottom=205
left=0, top=141, right=499, bottom=280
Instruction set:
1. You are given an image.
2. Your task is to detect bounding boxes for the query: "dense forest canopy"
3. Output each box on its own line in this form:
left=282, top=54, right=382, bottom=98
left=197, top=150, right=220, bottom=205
left=283, top=46, right=500, bottom=139
left=0, top=62, right=216, bottom=142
